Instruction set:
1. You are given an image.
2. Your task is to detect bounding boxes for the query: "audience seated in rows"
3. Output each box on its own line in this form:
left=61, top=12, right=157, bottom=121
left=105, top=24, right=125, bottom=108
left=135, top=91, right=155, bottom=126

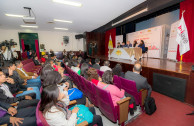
left=2, top=62, right=40, bottom=99
left=15, top=60, right=41, bottom=88
left=100, top=60, right=112, bottom=72
left=92, top=58, right=100, bottom=70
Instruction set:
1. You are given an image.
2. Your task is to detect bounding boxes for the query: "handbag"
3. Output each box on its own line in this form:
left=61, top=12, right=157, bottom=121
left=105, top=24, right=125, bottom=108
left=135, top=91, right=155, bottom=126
left=68, top=88, right=83, bottom=101
left=0, top=109, right=7, bottom=118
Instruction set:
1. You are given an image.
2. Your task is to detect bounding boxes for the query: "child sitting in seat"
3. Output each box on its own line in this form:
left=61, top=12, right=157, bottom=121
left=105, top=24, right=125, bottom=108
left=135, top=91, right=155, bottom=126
left=71, top=60, right=81, bottom=75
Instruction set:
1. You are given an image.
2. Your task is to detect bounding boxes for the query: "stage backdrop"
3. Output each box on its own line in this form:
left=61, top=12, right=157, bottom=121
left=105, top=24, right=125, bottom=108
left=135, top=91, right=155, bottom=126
left=167, top=20, right=180, bottom=61
left=126, top=25, right=165, bottom=58
left=115, top=35, right=123, bottom=47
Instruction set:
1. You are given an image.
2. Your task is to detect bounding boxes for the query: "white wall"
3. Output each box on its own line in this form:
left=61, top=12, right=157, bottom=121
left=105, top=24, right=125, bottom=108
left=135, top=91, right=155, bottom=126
left=0, top=29, right=84, bottom=52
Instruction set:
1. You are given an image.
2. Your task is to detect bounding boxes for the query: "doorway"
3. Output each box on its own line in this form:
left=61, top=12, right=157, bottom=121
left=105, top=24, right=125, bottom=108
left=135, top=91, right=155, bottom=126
left=18, top=33, right=40, bottom=58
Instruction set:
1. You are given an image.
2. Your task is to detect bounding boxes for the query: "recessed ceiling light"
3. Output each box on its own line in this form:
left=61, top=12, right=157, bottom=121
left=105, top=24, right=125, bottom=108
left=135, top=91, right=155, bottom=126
left=53, top=0, right=82, bottom=7
left=20, top=25, right=38, bottom=28
left=54, top=19, right=72, bottom=23
left=5, top=14, right=24, bottom=18
left=54, top=27, right=68, bottom=30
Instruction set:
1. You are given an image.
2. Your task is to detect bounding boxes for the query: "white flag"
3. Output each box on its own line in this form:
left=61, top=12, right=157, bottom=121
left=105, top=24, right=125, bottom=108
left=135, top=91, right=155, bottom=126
left=176, top=15, right=190, bottom=56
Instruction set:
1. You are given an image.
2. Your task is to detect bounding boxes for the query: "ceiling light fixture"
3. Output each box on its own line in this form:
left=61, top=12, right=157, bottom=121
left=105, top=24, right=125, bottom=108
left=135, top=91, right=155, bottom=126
left=5, top=14, right=24, bottom=18
left=53, top=0, right=82, bottom=7
left=112, top=8, right=148, bottom=26
left=54, top=27, right=68, bottom=30
left=54, top=19, right=72, bottom=23
left=20, top=25, right=38, bottom=28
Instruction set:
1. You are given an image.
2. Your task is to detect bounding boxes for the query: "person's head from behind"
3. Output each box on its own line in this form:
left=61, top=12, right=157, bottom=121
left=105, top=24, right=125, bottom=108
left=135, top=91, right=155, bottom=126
left=50, top=59, right=55, bottom=66
left=63, top=49, right=66, bottom=52
left=73, top=60, right=79, bottom=68
left=104, top=60, right=110, bottom=67
left=122, top=42, right=125, bottom=46
left=102, top=70, right=113, bottom=84
left=42, top=71, right=62, bottom=88
left=95, top=58, right=100, bottom=64
left=85, top=58, right=91, bottom=64
left=127, top=41, right=130, bottom=45
left=140, top=40, right=144, bottom=45
left=112, top=64, right=122, bottom=76
left=40, top=65, right=54, bottom=82
left=40, top=84, right=65, bottom=114
left=8, top=62, right=16, bottom=71
left=80, top=63, right=89, bottom=76
left=133, top=62, right=142, bottom=74
left=87, top=68, right=99, bottom=81
left=15, top=60, right=23, bottom=68
left=0, top=71, right=6, bottom=84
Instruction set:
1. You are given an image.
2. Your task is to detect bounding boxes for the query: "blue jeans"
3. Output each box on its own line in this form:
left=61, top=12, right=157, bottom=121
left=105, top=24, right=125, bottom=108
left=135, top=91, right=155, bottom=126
left=16, top=87, right=40, bottom=99
left=27, top=76, right=41, bottom=88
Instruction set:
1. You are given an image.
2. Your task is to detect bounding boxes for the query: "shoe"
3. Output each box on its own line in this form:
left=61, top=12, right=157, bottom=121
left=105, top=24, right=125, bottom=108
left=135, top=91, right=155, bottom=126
left=129, top=108, right=134, bottom=115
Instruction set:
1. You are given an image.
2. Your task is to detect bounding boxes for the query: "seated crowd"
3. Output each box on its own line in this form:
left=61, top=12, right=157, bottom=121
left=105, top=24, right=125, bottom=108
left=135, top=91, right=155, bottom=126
left=0, top=49, right=152, bottom=126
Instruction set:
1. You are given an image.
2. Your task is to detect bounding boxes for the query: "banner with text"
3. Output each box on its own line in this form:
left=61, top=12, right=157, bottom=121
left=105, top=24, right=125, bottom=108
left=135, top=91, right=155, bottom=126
left=167, top=20, right=180, bottom=60
left=126, top=25, right=164, bottom=58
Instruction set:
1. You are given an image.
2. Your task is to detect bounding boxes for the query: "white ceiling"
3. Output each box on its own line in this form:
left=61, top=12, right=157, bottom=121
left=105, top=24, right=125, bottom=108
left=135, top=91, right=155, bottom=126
left=0, top=0, right=145, bottom=33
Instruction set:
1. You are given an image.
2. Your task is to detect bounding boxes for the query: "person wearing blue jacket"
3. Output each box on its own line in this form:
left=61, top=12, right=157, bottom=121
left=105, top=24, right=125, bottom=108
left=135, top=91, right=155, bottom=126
left=138, top=40, right=146, bottom=53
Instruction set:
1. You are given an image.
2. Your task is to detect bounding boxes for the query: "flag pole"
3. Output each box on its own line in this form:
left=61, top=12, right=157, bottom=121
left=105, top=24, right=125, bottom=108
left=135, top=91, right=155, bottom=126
left=179, top=10, right=185, bottom=64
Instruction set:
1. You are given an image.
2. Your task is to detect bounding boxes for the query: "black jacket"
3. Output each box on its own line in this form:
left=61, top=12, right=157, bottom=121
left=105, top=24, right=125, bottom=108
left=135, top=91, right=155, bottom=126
left=125, top=71, right=152, bottom=97
left=33, top=59, right=41, bottom=66
left=92, top=64, right=100, bottom=70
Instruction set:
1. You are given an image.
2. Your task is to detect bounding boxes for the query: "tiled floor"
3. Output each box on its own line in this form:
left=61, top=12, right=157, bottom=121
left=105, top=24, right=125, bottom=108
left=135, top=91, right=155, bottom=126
left=94, top=106, right=142, bottom=126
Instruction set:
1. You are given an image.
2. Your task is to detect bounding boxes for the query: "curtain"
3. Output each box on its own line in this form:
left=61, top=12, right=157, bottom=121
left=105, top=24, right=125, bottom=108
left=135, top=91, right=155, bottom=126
left=177, top=0, right=194, bottom=62
left=105, top=28, right=116, bottom=56
left=21, top=39, right=25, bottom=52
left=35, top=40, right=40, bottom=59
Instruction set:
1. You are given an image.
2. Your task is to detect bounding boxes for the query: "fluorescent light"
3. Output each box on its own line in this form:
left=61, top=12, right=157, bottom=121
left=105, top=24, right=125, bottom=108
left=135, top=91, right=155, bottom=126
left=53, top=0, right=82, bottom=7
left=20, top=25, right=38, bottom=28
left=112, top=8, right=148, bottom=26
left=54, top=19, right=72, bottom=23
left=5, top=14, right=24, bottom=18
left=54, top=27, right=68, bottom=30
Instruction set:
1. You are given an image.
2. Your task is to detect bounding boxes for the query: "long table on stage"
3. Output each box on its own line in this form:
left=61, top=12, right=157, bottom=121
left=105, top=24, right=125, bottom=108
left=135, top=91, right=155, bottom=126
left=88, top=55, right=194, bottom=106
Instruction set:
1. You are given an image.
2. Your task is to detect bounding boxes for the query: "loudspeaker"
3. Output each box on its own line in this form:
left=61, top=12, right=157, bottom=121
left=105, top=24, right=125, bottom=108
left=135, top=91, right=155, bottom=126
left=75, top=34, right=84, bottom=39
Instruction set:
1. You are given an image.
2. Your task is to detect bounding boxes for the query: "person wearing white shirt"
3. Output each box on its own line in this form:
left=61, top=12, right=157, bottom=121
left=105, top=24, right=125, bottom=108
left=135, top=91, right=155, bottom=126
left=100, top=60, right=112, bottom=72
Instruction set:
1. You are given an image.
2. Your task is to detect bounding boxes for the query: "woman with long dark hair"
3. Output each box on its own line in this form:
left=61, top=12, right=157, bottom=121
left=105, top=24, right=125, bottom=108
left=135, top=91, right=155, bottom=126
left=40, top=83, right=103, bottom=126
left=138, top=40, right=146, bottom=53
left=133, top=40, right=138, bottom=47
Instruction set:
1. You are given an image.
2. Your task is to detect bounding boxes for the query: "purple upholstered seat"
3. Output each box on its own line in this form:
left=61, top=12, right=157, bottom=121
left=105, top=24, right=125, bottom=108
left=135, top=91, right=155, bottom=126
left=97, top=70, right=104, bottom=77
left=113, top=75, right=122, bottom=89
left=22, top=59, right=33, bottom=65
left=95, top=85, right=117, bottom=122
left=119, top=77, right=140, bottom=105
left=36, top=101, right=49, bottom=126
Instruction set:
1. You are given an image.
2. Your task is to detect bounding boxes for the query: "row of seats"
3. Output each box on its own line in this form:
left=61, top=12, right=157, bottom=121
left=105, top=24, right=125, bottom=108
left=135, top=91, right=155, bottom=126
left=22, top=59, right=42, bottom=74
left=97, top=69, right=147, bottom=110
left=65, top=64, right=131, bottom=125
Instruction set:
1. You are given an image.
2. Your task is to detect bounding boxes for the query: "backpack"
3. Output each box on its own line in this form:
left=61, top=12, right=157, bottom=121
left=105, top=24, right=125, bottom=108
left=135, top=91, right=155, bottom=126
left=145, top=97, right=157, bottom=115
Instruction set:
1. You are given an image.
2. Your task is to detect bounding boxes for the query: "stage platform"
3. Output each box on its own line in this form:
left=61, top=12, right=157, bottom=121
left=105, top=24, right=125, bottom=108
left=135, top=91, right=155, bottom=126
left=88, top=55, right=194, bottom=106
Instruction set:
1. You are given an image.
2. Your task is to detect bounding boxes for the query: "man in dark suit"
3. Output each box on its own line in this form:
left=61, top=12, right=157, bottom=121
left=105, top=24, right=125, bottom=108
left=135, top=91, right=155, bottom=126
left=124, top=41, right=132, bottom=48
left=125, top=62, right=152, bottom=97
left=33, top=56, right=41, bottom=66
left=92, top=58, right=100, bottom=70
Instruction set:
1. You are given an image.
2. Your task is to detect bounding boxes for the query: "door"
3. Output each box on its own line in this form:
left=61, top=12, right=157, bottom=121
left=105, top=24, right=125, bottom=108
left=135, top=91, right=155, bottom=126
left=19, top=33, right=40, bottom=58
